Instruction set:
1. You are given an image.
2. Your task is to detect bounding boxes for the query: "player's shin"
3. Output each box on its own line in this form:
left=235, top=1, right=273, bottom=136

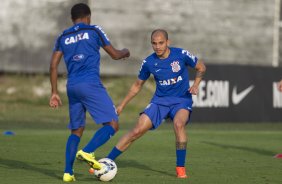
left=83, top=125, right=115, bottom=153
left=176, top=141, right=187, bottom=167
left=107, top=146, right=123, bottom=160
left=65, top=134, right=80, bottom=174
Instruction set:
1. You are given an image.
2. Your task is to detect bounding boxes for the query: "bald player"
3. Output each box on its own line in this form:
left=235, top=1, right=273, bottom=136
left=106, top=29, right=206, bottom=178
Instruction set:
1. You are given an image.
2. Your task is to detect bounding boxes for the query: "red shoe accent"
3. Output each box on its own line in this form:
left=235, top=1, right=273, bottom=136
left=274, top=153, right=282, bottom=159
left=176, top=167, right=188, bottom=178
left=89, top=168, right=95, bottom=174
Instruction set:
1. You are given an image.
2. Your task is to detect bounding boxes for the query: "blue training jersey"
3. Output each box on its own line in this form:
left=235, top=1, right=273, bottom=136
left=138, top=47, right=198, bottom=104
left=53, top=22, right=111, bottom=85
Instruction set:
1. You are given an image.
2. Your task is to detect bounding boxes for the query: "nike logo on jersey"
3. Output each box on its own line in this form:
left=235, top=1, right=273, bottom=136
left=232, top=85, right=254, bottom=105
left=65, top=32, right=89, bottom=45
left=155, top=69, right=161, bottom=72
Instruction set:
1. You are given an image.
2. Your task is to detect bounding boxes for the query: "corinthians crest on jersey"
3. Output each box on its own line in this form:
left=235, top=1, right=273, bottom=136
left=171, top=61, right=181, bottom=72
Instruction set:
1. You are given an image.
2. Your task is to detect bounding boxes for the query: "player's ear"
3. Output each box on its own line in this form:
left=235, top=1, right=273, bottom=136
left=167, top=39, right=171, bottom=46
left=87, top=15, right=91, bottom=24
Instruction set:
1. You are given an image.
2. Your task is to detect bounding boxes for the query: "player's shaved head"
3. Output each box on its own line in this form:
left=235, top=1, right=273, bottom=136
left=151, top=29, right=168, bottom=40
left=71, top=3, right=91, bottom=21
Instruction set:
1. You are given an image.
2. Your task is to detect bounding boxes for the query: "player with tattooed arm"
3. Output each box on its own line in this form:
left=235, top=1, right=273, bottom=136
left=106, top=29, right=206, bottom=178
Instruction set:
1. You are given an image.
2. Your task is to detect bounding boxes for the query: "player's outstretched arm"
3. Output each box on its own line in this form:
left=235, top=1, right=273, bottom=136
left=116, top=79, right=146, bottom=115
left=49, top=51, right=63, bottom=108
left=189, top=59, right=206, bottom=95
left=103, top=45, right=130, bottom=60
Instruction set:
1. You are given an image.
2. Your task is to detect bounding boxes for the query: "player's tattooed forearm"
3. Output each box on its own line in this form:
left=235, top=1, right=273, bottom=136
left=176, top=142, right=187, bottom=150
left=196, top=71, right=205, bottom=78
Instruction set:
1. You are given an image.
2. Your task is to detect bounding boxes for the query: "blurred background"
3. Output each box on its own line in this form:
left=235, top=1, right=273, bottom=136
left=1, top=0, right=281, bottom=73
left=0, top=0, right=281, bottom=124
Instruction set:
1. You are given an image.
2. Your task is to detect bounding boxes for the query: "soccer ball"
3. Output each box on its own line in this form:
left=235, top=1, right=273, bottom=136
left=94, top=158, right=117, bottom=181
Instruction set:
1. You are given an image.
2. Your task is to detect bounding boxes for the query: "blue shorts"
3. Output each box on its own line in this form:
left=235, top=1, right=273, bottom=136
left=67, top=83, right=118, bottom=130
left=142, top=98, right=192, bottom=130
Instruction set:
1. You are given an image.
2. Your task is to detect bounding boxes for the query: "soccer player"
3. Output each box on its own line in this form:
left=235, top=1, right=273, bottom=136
left=49, top=3, right=130, bottom=182
left=107, top=29, right=206, bottom=178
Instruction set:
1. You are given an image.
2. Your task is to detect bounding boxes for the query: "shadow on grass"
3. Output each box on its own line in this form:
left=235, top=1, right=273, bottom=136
left=0, top=157, right=78, bottom=180
left=0, top=157, right=175, bottom=182
left=118, top=159, right=175, bottom=177
left=75, top=158, right=176, bottom=182
left=202, top=141, right=276, bottom=156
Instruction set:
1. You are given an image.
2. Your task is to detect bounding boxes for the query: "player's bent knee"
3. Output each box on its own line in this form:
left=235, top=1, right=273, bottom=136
left=114, top=125, right=119, bottom=133
left=174, top=120, right=186, bottom=130
left=107, top=120, right=119, bottom=132
left=131, top=128, right=145, bottom=139
left=71, top=127, right=84, bottom=137
left=112, top=123, right=119, bottom=133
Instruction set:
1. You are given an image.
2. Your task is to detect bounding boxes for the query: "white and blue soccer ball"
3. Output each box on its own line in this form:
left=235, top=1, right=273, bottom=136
left=94, top=158, right=117, bottom=181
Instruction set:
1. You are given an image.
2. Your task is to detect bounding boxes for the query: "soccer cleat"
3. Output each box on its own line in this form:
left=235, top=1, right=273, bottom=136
left=76, top=150, right=102, bottom=170
left=274, top=153, right=282, bottom=158
left=176, top=166, right=188, bottom=178
left=63, top=173, right=76, bottom=182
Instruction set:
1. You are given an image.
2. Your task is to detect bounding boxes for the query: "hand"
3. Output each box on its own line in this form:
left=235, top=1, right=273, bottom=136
left=122, top=48, right=130, bottom=58
left=49, top=93, right=62, bottom=108
left=116, top=105, right=124, bottom=116
left=189, top=85, right=199, bottom=95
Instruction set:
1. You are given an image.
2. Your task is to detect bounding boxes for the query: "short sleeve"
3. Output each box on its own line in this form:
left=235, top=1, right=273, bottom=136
left=138, top=60, right=150, bottom=80
left=94, top=25, right=111, bottom=47
left=181, top=49, right=198, bottom=68
left=53, top=35, right=63, bottom=52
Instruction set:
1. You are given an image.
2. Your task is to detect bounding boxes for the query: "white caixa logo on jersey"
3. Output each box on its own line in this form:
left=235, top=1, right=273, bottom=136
left=171, top=61, right=181, bottom=72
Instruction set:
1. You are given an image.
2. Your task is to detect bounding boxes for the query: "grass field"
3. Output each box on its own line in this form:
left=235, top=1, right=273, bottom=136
left=0, top=75, right=282, bottom=183
left=1, top=127, right=282, bottom=184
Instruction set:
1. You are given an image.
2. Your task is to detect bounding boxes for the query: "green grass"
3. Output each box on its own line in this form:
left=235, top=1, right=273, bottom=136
left=0, top=74, right=282, bottom=183
left=0, top=128, right=282, bottom=184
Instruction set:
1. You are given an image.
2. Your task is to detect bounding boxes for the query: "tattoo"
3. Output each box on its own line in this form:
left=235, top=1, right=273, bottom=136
left=176, top=142, right=187, bottom=150
left=196, top=71, right=205, bottom=78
